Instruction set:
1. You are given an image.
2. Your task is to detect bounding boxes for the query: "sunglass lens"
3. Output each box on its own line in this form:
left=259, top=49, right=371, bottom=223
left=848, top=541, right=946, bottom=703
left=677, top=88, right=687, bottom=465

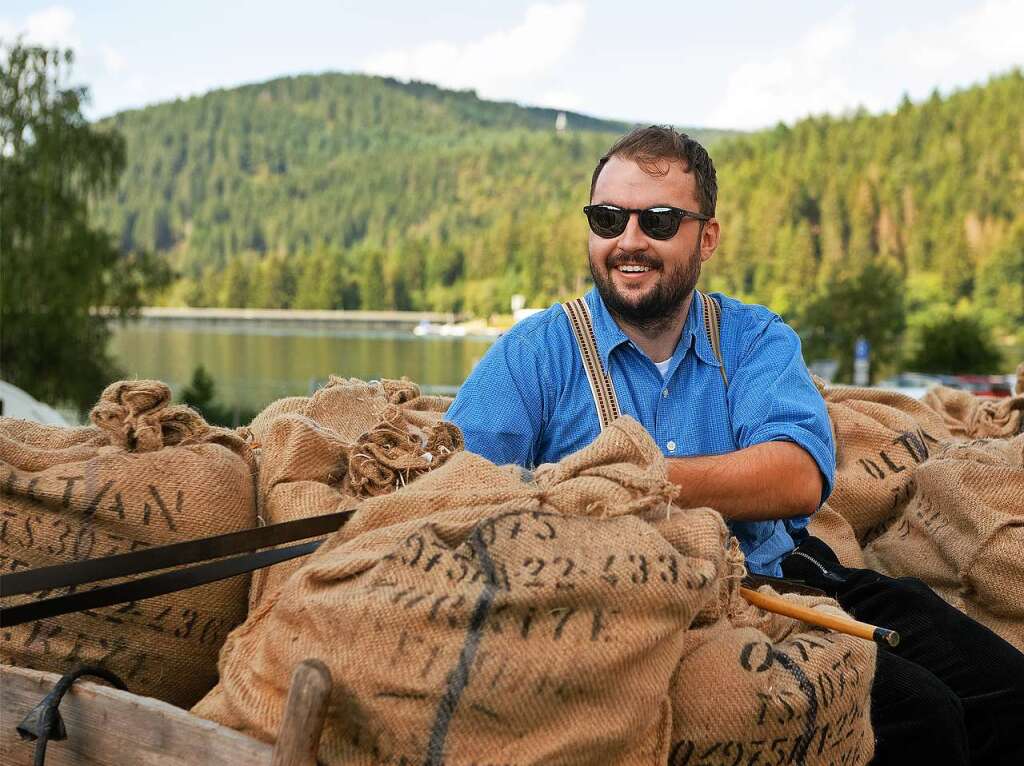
left=639, top=208, right=680, bottom=240
left=587, top=206, right=628, bottom=238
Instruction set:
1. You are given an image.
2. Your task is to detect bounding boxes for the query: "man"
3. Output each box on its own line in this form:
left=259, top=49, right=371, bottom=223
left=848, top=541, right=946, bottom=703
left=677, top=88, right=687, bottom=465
left=448, top=127, right=828, bottom=579
left=447, top=126, right=1024, bottom=764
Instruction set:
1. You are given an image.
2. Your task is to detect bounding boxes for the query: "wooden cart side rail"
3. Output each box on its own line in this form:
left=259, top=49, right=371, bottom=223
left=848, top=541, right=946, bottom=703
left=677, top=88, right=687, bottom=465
left=0, top=663, right=333, bottom=766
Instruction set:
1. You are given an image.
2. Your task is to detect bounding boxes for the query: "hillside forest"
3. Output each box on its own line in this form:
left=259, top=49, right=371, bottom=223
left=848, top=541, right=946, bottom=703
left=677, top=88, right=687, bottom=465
left=4, top=40, right=1021, bottom=412
left=92, top=69, right=1023, bottom=379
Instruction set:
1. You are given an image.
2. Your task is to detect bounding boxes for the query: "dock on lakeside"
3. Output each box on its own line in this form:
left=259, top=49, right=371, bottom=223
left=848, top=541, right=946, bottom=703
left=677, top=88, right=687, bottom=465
left=115, top=307, right=460, bottom=333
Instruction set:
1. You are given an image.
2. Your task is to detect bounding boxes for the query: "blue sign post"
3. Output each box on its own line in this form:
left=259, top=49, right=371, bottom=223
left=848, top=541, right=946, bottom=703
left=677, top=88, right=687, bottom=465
left=854, top=337, right=870, bottom=386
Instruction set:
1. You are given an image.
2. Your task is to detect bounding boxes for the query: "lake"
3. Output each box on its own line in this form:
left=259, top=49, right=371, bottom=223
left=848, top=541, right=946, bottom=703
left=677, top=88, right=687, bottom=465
left=108, top=322, right=497, bottom=412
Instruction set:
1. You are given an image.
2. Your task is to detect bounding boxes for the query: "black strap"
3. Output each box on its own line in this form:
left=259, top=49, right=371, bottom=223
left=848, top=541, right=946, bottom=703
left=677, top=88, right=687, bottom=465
left=1, top=509, right=353, bottom=597
left=1, top=539, right=327, bottom=628
left=0, top=509, right=356, bottom=628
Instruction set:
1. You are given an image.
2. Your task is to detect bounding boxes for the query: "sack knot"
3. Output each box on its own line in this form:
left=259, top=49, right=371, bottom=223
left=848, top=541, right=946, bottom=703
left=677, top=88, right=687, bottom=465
left=89, top=380, right=207, bottom=452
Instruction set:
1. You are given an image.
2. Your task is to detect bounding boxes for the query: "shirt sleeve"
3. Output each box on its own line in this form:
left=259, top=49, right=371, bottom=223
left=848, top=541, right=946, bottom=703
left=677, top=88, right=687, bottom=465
left=728, top=313, right=836, bottom=514
left=445, top=332, right=548, bottom=467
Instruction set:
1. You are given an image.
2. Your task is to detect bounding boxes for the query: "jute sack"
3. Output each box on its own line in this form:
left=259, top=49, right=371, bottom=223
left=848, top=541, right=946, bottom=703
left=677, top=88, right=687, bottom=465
left=247, top=377, right=460, bottom=608
left=0, top=419, right=108, bottom=450
left=195, top=417, right=731, bottom=765
left=0, top=380, right=257, bottom=707
left=242, top=376, right=450, bottom=447
left=197, top=416, right=877, bottom=765
left=817, top=383, right=952, bottom=543
left=247, top=407, right=462, bottom=608
left=666, top=582, right=876, bottom=766
left=806, top=504, right=866, bottom=568
left=864, top=434, right=1024, bottom=651
left=920, top=385, right=1024, bottom=440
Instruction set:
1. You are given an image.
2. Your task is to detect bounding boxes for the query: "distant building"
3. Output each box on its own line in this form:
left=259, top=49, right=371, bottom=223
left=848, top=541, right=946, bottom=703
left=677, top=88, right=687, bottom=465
left=555, top=112, right=567, bottom=132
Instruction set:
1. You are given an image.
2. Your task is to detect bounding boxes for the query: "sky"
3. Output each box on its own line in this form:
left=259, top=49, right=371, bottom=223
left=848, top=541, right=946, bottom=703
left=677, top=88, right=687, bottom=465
left=1, top=1, right=1022, bottom=130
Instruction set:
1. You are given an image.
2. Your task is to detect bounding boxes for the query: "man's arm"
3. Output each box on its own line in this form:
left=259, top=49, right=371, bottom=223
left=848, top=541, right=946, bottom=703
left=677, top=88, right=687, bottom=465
left=666, top=441, right=823, bottom=521
left=684, top=304, right=835, bottom=525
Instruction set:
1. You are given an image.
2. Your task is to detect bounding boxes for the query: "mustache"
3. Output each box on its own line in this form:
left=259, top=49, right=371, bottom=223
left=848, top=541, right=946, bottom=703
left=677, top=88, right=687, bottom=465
left=606, top=252, right=662, bottom=270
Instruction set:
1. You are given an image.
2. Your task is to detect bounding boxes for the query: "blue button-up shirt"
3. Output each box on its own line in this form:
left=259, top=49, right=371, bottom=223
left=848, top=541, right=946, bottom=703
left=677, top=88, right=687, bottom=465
left=446, top=288, right=835, bottom=576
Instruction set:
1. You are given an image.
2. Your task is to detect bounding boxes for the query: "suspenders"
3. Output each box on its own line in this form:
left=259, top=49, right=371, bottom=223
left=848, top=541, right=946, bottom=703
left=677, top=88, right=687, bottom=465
left=561, top=298, right=623, bottom=431
left=562, top=291, right=727, bottom=431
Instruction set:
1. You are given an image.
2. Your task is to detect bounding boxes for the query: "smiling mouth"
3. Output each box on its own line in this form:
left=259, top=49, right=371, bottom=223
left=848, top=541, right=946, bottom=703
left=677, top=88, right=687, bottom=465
left=617, top=265, right=651, bottom=273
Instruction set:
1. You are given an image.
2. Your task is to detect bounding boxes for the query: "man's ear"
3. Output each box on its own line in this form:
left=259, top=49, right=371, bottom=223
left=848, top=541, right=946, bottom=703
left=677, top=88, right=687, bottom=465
left=700, top=218, right=720, bottom=263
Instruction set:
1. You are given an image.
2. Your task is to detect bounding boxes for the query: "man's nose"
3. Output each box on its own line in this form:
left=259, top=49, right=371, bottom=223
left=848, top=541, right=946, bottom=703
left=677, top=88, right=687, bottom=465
left=618, top=211, right=648, bottom=251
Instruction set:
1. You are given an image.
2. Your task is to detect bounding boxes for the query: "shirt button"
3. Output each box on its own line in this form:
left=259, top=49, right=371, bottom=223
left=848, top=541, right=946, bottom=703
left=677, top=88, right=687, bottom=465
left=662, top=388, right=669, bottom=398
left=667, top=440, right=677, bottom=452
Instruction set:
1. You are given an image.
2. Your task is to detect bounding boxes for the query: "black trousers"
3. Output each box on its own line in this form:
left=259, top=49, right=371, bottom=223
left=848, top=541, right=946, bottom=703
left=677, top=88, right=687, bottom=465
left=782, top=546, right=1024, bottom=765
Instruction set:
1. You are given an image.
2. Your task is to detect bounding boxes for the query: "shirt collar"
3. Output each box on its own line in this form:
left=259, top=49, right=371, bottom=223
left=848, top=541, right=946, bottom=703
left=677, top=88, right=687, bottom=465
left=584, top=288, right=723, bottom=370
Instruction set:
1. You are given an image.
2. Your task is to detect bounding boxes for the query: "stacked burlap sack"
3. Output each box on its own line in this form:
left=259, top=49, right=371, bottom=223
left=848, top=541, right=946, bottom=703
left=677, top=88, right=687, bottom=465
left=807, top=377, right=1024, bottom=652
left=245, top=377, right=462, bottom=608
left=195, top=417, right=876, bottom=765
left=0, top=380, right=257, bottom=707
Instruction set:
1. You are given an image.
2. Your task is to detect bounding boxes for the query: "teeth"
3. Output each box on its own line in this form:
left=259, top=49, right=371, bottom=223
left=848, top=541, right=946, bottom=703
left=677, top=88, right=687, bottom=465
left=618, top=265, right=650, bottom=273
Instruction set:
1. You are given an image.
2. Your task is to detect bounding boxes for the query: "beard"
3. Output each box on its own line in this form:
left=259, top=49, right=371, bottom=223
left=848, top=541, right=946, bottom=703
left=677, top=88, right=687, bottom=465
left=589, top=242, right=702, bottom=333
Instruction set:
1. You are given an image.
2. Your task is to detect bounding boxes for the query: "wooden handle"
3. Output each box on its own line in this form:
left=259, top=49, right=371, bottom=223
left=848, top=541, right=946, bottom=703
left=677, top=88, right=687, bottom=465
left=271, top=658, right=332, bottom=766
left=740, top=586, right=900, bottom=647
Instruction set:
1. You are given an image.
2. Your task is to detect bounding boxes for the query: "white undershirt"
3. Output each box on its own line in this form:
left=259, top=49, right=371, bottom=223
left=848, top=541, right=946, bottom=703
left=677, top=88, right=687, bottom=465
left=653, top=358, right=672, bottom=379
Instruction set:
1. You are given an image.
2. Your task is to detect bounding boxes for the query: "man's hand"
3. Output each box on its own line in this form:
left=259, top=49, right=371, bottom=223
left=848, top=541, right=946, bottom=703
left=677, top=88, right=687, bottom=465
left=665, top=441, right=822, bottom=521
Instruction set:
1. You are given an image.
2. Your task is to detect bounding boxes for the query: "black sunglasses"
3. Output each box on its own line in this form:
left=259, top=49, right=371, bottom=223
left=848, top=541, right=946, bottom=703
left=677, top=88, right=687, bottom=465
left=583, top=204, right=710, bottom=240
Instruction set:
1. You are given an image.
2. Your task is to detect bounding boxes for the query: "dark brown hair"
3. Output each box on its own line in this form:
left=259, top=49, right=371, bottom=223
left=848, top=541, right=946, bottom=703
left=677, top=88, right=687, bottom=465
left=590, top=125, right=717, bottom=216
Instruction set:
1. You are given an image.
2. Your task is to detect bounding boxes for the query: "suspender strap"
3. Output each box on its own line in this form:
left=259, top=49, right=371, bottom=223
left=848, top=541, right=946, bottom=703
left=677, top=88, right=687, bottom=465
left=700, top=291, right=729, bottom=388
left=563, top=292, right=729, bottom=433
left=561, top=298, right=622, bottom=430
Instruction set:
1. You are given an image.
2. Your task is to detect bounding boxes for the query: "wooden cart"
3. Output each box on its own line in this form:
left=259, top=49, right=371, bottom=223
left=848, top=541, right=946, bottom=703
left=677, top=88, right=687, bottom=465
left=0, top=660, right=331, bottom=766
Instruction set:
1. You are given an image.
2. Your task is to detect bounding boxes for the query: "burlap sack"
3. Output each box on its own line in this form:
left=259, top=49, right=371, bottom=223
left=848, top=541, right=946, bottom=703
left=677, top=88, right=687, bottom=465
left=0, top=419, right=108, bottom=450
left=243, top=376, right=451, bottom=447
left=865, top=434, right=1024, bottom=651
left=0, top=380, right=257, bottom=707
left=196, top=418, right=720, bottom=764
left=806, top=504, right=867, bottom=568
left=818, top=383, right=952, bottom=543
left=921, top=385, right=1024, bottom=439
left=197, top=417, right=875, bottom=765
left=247, top=408, right=461, bottom=608
left=667, top=584, right=876, bottom=766
left=247, top=378, right=461, bottom=609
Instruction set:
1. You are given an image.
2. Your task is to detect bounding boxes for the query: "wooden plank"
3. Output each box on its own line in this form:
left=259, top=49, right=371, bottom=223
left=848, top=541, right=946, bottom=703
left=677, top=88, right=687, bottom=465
left=0, top=665, right=273, bottom=766
left=270, top=659, right=331, bottom=766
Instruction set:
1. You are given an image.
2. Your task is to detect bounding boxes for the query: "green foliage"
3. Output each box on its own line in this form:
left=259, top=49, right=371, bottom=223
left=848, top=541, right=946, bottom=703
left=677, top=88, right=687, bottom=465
left=84, top=67, right=1020, bottom=372
left=178, top=364, right=256, bottom=427
left=711, top=70, right=1023, bottom=347
left=797, top=261, right=907, bottom=383
left=90, top=72, right=732, bottom=316
left=0, top=41, right=171, bottom=411
left=907, top=309, right=1004, bottom=374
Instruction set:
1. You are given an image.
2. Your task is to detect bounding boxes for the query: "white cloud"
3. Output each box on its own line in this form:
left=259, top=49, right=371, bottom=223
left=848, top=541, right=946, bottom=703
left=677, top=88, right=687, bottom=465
left=882, top=0, right=1024, bottom=77
left=535, top=88, right=585, bottom=111
left=22, top=5, right=79, bottom=49
left=101, top=45, right=126, bottom=74
left=708, top=7, right=861, bottom=130
left=363, top=2, right=586, bottom=99
left=708, top=0, right=1024, bottom=130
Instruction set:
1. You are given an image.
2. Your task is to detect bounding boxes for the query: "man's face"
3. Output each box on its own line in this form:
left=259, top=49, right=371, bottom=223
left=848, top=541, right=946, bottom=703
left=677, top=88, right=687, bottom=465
left=588, top=155, right=718, bottom=330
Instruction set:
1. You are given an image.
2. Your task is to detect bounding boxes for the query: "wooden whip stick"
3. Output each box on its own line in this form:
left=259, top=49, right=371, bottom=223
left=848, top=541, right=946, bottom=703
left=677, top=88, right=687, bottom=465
left=740, top=586, right=900, bottom=647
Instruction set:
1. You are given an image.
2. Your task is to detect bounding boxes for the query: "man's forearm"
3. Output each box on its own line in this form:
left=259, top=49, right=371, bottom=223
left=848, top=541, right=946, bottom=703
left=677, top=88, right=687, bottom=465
left=665, top=441, right=822, bottom=521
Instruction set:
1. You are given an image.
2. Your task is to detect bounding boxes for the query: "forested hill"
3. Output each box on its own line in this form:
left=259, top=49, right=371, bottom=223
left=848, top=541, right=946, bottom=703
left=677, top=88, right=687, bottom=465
left=93, top=72, right=733, bottom=314
left=92, top=73, right=734, bottom=315
left=93, top=70, right=1022, bottom=349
